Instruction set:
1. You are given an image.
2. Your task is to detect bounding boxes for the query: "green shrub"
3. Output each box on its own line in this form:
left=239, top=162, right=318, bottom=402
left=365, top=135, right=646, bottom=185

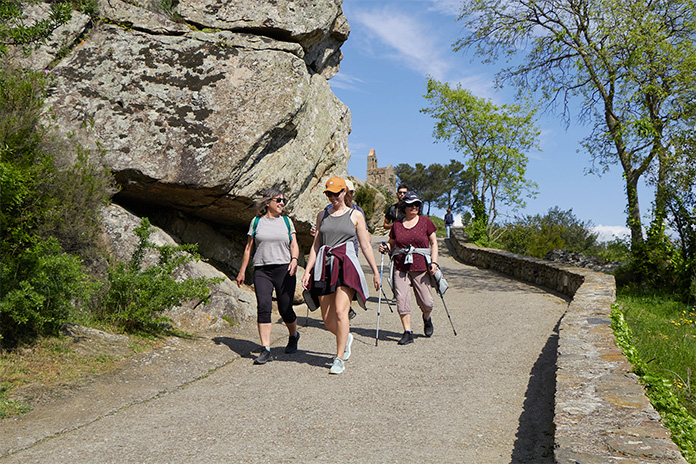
left=589, top=237, right=632, bottom=263
left=465, top=216, right=490, bottom=246
left=497, top=207, right=598, bottom=258
left=353, top=185, right=376, bottom=222
left=0, top=238, right=92, bottom=347
left=97, top=218, right=222, bottom=333
left=429, top=215, right=446, bottom=238
left=0, top=65, right=114, bottom=348
left=0, top=1, right=72, bottom=57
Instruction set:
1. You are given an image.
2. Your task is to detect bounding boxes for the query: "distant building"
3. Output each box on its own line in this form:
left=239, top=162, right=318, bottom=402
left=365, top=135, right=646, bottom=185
left=366, top=149, right=395, bottom=192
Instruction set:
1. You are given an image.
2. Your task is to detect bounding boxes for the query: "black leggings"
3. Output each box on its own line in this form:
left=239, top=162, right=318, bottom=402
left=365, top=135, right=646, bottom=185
left=253, top=264, right=297, bottom=325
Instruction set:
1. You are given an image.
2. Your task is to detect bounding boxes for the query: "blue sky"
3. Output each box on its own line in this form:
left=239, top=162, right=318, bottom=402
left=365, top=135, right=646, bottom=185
left=329, top=0, right=638, bottom=241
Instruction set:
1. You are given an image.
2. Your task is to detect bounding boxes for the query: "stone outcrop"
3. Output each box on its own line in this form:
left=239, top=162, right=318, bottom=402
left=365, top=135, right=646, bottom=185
left=10, top=0, right=352, bottom=237
left=176, top=0, right=349, bottom=78
left=7, top=0, right=358, bottom=328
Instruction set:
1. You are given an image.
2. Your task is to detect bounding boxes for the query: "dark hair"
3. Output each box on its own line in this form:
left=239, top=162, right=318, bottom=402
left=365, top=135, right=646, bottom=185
left=397, top=184, right=408, bottom=191
left=257, top=187, right=284, bottom=216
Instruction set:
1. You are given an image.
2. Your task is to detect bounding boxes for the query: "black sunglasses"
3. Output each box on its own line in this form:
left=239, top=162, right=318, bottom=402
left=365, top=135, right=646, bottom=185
left=326, top=189, right=345, bottom=198
left=397, top=191, right=407, bottom=195
left=271, top=197, right=286, bottom=204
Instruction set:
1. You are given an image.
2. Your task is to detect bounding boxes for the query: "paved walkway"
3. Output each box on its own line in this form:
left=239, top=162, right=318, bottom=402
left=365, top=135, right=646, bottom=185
left=1, top=237, right=568, bottom=463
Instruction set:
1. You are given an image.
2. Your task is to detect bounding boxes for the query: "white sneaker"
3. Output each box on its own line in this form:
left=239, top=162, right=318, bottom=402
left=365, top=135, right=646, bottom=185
left=344, top=333, right=354, bottom=361
left=329, top=357, right=345, bottom=374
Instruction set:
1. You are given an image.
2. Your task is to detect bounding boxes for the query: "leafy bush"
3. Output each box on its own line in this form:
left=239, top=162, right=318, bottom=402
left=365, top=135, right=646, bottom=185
left=428, top=215, right=446, bottom=238
left=0, top=0, right=72, bottom=56
left=464, top=199, right=491, bottom=246
left=97, top=218, right=222, bottom=332
left=353, top=185, right=376, bottom=222
left=0, top=66, right=113, bottom=348
left=590, top=237, right=632, bottom=263
left=0, top=238, right=92, bottom=347
left=497, top=207, right=598, bottom=258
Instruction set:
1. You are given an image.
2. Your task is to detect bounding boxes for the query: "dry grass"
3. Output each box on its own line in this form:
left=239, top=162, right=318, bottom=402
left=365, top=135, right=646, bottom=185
left=0, top=334, right=157, bottom=418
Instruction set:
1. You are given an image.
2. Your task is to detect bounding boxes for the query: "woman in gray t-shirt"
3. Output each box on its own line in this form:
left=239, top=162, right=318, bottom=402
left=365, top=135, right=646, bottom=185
left=236, top=188, right=300, bottom=365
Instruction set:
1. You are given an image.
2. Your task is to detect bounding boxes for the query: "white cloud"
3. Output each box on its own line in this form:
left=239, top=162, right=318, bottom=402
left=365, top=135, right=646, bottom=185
left=353, top=8, right=452, bottom=80
left=591, top=225, right=630, bottom=242
left=428, top=0, right=464, bottom=17
left=330, top=72, right=365, bottom=91
left=450, top=74, right=497, bottom=101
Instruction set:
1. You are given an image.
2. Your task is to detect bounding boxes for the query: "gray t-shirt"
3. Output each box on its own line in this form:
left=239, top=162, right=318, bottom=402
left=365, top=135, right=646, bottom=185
left=319, top=209, right=356, bottom=248
left=247, top=216, right=296, bottom=267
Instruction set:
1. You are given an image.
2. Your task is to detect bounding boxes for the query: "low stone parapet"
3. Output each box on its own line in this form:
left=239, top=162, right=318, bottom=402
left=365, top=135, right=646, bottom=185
left=447, top=230, right=687, bottom=463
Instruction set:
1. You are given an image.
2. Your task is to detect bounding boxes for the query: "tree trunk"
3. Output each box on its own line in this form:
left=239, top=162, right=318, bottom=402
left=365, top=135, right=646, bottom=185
left=625, top=170, right=644, bottom=249
left=648, top=147, right=669, bottom=238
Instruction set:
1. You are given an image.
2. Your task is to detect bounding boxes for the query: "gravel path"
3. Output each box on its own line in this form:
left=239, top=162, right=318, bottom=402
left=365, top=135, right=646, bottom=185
left=1, top=237, right=568, bottom=463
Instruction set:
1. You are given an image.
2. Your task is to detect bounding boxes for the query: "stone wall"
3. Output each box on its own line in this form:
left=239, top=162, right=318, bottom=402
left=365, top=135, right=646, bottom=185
left=448, top=229, right=687, bottom=464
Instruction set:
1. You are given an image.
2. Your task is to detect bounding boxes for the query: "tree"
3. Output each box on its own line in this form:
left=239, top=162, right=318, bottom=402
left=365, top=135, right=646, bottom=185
left=395, top=162, right=435, bottom=214
left=433, top=159, right=470, bottom=213
left=662, top=134, right=696, bottom=299
left=455, top=0, right=696, bottom=251
left=421, top=78, right=539, bottom=242
left=394, top=160, right=471, bottom=216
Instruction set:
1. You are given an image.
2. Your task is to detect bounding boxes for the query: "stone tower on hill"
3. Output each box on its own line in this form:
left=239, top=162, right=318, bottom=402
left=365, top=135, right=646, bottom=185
left=366, top=149, right=395, bottom=192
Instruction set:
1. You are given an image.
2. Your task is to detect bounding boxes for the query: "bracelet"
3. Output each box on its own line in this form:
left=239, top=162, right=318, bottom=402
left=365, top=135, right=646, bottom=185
left=431, top=262, right=438, bottom=267
left=291, top=257, right=298, bottom=261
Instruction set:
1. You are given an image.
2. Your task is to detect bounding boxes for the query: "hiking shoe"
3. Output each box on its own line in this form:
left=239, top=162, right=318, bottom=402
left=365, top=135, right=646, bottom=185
left=344, top=333, right=354, bottom=360
left=254, top=348, right=272, bottom=364
left=397, top=331, right=414, bottom=345
left=348, top=308, right=356, bottom=320
left=329, top=357, right=345, bottom=375
left=285, top=332, right=300, bottom=354
left=423, top=316, right=434, bottom=338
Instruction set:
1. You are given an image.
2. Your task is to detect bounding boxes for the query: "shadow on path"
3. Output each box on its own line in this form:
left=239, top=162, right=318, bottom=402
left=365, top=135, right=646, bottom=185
left=510, top=318, right=562, bottom=463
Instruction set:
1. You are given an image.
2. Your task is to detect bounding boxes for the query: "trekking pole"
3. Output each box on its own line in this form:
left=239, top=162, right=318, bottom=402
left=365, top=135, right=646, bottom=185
left=376, top=250, right=384, bottom=346
left=431, top=265, right=457, bottom=336
left=380, top=287, right=395, bottom=313
left=438, top=291, right=457, bottom=336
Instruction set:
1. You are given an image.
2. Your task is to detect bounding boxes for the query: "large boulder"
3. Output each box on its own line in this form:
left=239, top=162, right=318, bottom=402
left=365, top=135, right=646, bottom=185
left=12, top=0, right=354, bottom=327
left=14, top=0, right=350, bottom=235
left=44, top=22, right=350, bottom=229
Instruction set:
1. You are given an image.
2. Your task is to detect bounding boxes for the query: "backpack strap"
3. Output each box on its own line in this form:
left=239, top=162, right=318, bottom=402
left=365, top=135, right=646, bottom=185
left=251, top=216, right=261, bottom=238
left=283, top=215, right=293, bottom=243
left=252, top=215, right=293, bottom=243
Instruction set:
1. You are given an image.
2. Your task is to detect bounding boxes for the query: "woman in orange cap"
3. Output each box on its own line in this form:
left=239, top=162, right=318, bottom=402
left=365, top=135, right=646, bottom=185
left=302, top=176, right=380, bottom=374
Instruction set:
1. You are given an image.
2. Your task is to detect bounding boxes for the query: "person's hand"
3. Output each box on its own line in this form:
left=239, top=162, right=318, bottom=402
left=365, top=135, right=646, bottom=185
left=373, top=274, right=381, bottom=291
left=429, top=263, right=438, bottom=276
left=301, top=270, right=311, bottom=290
left=288, top=259, right=298, bottom=276
left=236, top=271, right=245, bottom=287
left=310, top=225, right=317, bottom=237
left=378, top=243, right=389, bottom=254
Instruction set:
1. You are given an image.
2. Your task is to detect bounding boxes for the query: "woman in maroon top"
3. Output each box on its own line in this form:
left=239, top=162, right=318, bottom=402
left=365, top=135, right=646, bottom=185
left=379, top=192, right=438, bottom=345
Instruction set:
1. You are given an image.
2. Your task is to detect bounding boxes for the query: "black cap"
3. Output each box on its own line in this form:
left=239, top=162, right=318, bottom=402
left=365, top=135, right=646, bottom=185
left=402, top=191, right=422, bottom=205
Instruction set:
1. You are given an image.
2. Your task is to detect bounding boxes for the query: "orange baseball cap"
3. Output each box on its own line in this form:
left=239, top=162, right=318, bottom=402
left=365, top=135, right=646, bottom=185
left=324, top=176, right=347, bottom=193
